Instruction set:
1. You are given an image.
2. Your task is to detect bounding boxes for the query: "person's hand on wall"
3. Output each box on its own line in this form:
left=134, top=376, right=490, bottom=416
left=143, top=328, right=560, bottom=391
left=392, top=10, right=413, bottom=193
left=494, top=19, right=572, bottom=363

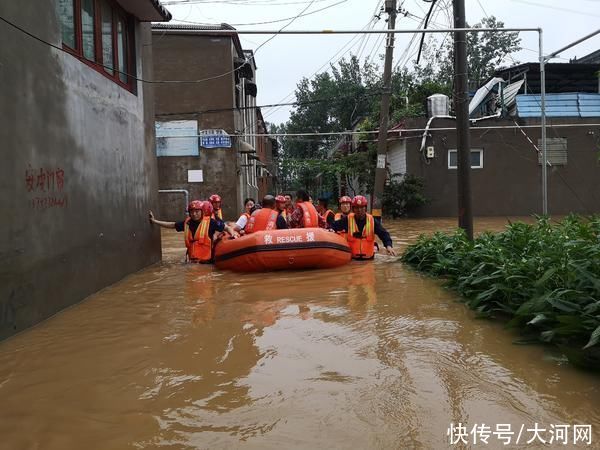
left=148, top=210, right=155, bottom=224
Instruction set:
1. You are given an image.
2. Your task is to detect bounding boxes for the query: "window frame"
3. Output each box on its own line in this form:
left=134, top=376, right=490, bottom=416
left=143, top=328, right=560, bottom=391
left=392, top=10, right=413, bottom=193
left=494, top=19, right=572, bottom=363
left=60, top=0, right=136, bottom=93
left=448, top=149, right=484, bottom=169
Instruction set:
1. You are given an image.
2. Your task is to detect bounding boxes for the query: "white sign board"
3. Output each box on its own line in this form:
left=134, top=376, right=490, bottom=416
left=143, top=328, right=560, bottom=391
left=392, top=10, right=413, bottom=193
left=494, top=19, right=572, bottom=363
left=377, top=154, right=387, bottom=169
left=187, top=170, right=203, bottom=183
left=156, top=120, right=199, bottom=156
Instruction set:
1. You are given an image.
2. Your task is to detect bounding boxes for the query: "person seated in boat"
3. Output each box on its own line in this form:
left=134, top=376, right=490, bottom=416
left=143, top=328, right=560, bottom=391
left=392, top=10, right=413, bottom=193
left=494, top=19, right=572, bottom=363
left=335, top=196, right=352, bottom=220
left=245, top=195, right=288, bottom=233
left=288, top=190, right=326, bottom=229
left=233, top=198, right=255, bottom=235
left=316, top=197, right=335, bottom=228
left=331, top=195, right=396, bottom=259
left=209, top=194, right=223, bottom=220
left=275, top=195, right=288, bottom=222
left=148, top=200, right=237, bottom=263
left=284, top=194, right=294, bottom=216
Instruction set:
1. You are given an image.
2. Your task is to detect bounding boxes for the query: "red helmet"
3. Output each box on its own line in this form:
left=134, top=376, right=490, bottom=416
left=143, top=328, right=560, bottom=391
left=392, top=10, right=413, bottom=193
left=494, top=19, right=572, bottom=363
left=209, top=194, right=221, bottom=203
left=275, top=195, right=286, bottom=203
left=339, top=196, right=352, bottom=204
left=201, top=201, right=213, bottom=215
left=188, top=200, right=203, bottom=212
left=352, top=195, right=368, bottom=207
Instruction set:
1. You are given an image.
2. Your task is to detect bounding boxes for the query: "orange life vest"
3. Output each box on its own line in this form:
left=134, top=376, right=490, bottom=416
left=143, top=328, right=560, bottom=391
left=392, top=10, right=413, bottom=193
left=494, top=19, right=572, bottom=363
left=184, top=216, right=212, bottom=263
left=245, top=208, right=279, bottom=233
left=298, top=202, right=319, bottom=228
left=323, top=209, right=334, bottom=223
left=279, top=209, right=287, bottom=221
left=346, top=213, right=375, bottom=260
left=212, top=209, right=223, bottom=220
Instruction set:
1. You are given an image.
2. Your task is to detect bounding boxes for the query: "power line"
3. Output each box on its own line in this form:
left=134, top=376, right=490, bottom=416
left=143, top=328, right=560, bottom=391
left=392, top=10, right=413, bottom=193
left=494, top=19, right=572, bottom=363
left=170, top=0, right=348, bottom=26
left=157, top=90, right=383, bottom=116
left=158, top=122, right=600, bottom=138
left=163, top=0, right=330, bottom=5
left=263, top=4, right=384, bottom=120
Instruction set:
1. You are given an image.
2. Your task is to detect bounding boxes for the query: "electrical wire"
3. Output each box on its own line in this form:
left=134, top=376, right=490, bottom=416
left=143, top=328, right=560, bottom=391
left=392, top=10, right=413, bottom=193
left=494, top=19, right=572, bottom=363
left=157, top=90, right=384, bottom=116
left=170, top=0, right=347, bottom=26
left=156, top=122, right=600, bottom=138
left=0, top=0, right=317, bottom=85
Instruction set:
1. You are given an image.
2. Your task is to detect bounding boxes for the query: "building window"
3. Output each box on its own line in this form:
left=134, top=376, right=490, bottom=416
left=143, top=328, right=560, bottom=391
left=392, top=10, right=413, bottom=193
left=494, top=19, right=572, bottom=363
left=101, top=1, right=114, bottom=75
left=59, top=0, right=136, bottom=92
left=59, top=0, right=76, bottom=48
left=448, top=149, right=484, bottom=169
left=537, top=138, right=567, bottom=165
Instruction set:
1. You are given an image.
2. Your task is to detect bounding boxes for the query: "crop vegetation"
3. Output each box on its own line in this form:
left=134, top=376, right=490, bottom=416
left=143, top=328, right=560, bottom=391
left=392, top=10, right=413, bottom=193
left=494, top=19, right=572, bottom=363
left=401, top=215, right=600, bottom=370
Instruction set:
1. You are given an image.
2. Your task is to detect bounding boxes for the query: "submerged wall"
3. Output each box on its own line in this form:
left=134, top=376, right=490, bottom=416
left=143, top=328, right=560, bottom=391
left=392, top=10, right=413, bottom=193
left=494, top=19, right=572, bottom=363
left=0, top=2, right=161, bottom=339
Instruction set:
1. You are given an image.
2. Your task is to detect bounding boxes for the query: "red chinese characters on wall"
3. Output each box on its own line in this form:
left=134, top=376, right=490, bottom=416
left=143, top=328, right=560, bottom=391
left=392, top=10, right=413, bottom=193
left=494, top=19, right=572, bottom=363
left=25, top=165, right=67, bottom=210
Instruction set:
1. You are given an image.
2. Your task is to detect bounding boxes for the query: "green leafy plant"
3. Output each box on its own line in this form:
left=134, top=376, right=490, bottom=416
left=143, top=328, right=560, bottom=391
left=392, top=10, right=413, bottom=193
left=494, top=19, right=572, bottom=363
left=401, top=215, right=600, bottom=370
left=383, top=174, right=428, bottom=218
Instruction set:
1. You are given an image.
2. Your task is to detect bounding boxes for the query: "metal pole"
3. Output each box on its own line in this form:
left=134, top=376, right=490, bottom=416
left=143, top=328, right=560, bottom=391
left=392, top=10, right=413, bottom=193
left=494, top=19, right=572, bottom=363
left=158, top=189, right=190, bottom=215
left=539, top=29, right=548, bottom=215
left=170, top=27, right=540, bottom=35
left=372, top=0, right=397, bottom=221
left=453, top=0, right=473, bottom=240
left=546, top=28, right=600, bottom=60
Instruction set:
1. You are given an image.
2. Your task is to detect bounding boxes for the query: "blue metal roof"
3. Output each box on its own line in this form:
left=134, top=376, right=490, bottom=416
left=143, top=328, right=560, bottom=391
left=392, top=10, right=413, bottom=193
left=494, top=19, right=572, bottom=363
left=516, top=93, right=600, bottom=117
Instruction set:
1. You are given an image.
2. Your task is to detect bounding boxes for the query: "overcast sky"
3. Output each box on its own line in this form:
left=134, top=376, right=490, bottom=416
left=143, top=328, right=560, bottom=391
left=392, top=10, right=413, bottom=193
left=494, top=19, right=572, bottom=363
left=161, top=0, right=600, bottom=126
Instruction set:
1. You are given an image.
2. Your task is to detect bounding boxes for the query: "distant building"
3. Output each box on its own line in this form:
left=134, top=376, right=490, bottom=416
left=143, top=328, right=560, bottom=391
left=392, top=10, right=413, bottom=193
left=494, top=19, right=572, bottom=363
left=387, top=60, right=600, bottom=216
left=0, top=0, right=171, bottom=339
left=151, top=23, right=271, bottom=220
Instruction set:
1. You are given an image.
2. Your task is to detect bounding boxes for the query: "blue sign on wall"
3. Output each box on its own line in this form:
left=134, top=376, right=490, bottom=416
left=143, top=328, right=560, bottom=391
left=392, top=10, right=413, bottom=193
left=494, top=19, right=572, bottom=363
left=200, top=129, right=232, bottom=148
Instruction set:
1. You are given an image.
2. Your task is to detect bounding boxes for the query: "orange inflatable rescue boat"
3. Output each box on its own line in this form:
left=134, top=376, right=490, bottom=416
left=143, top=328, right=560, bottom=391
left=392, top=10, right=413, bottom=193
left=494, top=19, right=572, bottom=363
left=214, top=228, right=351, bottom=272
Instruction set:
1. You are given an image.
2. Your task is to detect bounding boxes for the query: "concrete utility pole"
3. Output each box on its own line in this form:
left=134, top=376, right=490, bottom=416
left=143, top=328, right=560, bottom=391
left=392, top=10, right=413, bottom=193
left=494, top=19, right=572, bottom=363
left=371, top=0, right=397, bottom=221
left=453, top=0, right=474, bottom=240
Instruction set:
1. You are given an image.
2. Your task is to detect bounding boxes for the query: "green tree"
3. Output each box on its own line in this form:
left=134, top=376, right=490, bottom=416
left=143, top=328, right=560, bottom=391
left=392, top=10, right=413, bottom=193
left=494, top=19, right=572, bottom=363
left=421, top=16, right=522, bottom=87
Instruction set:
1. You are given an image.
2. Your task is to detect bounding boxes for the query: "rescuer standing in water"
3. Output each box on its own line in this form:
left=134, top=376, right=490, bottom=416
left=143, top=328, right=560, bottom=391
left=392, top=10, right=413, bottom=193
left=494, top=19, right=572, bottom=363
left=331, top=195, right=396, bottom=259
left=149, top=200, right=237, bottom=263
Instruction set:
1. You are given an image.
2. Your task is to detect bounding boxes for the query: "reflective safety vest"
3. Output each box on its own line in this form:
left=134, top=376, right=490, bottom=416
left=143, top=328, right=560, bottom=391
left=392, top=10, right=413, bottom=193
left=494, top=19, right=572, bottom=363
left=346, top=213, right=375, bottom=260
left=298, top=202, right=319, bottom=228
left=184, top=216, right=212, bottom=263
left=245, top=208, right=279, bottom=233
left=212, top=209, right=223, bottom=220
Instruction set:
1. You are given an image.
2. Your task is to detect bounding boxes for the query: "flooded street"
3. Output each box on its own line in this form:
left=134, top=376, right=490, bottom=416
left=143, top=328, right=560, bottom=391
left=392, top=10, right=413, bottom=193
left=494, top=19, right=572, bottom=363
left=0, top=218, right=598, bottom=449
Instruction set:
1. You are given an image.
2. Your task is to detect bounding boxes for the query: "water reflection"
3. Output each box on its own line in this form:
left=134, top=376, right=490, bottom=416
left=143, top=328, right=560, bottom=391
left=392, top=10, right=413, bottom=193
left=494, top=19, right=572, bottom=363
left=0, top=218, right=597, bottom=449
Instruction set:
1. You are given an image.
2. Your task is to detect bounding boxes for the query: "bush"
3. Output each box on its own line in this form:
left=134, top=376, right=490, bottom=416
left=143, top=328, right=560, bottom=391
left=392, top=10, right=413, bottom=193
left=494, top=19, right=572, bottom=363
left=401, top=215, right=600, bottom=370
left=383, top=174, right=428, bottom=218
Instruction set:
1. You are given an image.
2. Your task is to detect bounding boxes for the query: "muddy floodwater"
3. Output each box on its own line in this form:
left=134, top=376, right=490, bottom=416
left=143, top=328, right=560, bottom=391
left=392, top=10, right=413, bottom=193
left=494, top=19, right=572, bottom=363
left=0, top=218, right=598, bottom=449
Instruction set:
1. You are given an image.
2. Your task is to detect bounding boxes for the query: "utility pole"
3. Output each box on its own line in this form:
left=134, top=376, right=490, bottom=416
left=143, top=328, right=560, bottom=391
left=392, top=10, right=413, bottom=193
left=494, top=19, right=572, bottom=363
left=453, top=0, right=473, bottom=240
left=371, top=0, right=397, bottom=221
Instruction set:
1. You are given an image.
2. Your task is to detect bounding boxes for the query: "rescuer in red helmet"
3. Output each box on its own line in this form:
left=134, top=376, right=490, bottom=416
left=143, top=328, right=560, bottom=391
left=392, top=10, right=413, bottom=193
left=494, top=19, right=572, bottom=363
left=330, top=195, right=396, bottom=259
left=208, top=194, right=223, bottom=220
left=335, top=196, right=352, bottom=220
left=275, top=195, right=288, bottom=222
left=245, top=195, right=288, bottom=233
left=148, top=200, right=237, bottom=263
